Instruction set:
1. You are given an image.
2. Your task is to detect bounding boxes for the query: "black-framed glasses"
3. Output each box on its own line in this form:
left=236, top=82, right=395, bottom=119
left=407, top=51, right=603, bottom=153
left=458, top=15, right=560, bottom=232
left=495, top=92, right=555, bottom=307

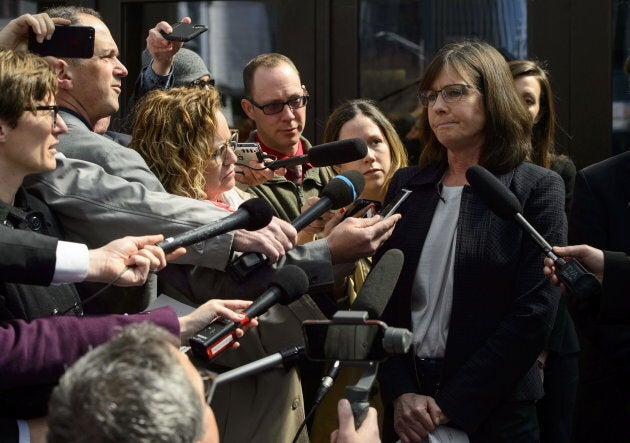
left=35, top=104, right=60, bottom=129
left=247, top=95, right=309, bottom=115
left=211, top=130, right=239, bottom=162
left=418, top=84, right=473, bottom=107
left=189, top=77, right=215, bottom=88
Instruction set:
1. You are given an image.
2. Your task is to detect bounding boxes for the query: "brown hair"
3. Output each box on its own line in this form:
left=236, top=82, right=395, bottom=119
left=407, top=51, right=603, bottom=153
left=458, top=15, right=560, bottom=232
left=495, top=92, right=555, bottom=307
left=323, top=99, right=409, bottom=192
left=509, top=59, right=556, bottom=169
left=242, top=53, right=300, bottom=98
left=44, top=6, right=102, bottom=23
left=130, top=86, right=222, bottom=200
left=418, top=40, right=532, bottom=173
left=0, top=49, right=57, bottom=128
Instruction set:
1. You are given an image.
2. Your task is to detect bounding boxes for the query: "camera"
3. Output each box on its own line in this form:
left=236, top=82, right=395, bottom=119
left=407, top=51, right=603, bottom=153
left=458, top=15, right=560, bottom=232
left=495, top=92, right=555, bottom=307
left=302, top=311, right=411, bottom=362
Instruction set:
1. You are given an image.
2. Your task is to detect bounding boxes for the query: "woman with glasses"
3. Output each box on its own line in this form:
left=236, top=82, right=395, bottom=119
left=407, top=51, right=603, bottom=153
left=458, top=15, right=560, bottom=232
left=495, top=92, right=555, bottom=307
left=510, top=59, right=579, bottom=443
left=130, top=86, right=245, bottom=210
left=375, top=40, right=565, bottom=443
left=130, top=84, right=320, bottom=443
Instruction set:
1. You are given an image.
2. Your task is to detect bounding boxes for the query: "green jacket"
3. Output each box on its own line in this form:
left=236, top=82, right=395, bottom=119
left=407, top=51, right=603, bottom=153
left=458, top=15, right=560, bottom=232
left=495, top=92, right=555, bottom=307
left=245, top=132, right=335, bottom=222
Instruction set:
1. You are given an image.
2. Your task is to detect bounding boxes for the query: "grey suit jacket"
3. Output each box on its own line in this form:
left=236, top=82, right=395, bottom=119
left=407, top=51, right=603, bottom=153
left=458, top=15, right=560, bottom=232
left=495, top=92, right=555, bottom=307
left=24, top=111, right=331, bottom=442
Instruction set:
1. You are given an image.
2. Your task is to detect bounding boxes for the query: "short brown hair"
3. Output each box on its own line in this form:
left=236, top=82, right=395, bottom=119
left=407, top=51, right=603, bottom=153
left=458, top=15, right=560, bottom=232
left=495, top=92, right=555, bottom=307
left=242, top=53, right=299, bottom=98
left=130, top=86, right=223, bottom=200
left=0, top=49, right=57, bottom=128
left=418, top=40, right=532, bottom=173
left=44, top=6, right=102, bottom=23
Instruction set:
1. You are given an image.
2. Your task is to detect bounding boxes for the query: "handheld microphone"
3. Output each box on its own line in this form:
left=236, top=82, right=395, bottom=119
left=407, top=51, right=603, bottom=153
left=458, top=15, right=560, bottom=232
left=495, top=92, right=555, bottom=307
left=190, top=265, right=309, bottom=360
left=227, top=170, right=365, bottom=282
left=265, top=138, right=368, bottom=170
left=466, top=165, right=601, bottom=299
left=155, top=198, right=273, bottom=254
left=312, top=248, right=405, bottom=418
left=292, top=170, right=365, bottom=231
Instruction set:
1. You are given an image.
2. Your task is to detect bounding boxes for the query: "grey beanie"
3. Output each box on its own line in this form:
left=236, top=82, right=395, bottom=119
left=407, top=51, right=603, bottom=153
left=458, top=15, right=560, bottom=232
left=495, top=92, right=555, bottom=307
left=142, top=47, right=212, bottom=87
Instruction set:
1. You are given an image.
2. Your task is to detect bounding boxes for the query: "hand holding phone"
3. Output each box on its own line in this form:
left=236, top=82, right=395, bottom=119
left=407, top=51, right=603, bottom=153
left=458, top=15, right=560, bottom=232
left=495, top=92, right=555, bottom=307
left=28, top=25, right=94, bottom=58
left=160, top=22, right=208, bottom=42
left=380, top=189, right=412, bottom=219
left=341, top=199, right=381, bottom=220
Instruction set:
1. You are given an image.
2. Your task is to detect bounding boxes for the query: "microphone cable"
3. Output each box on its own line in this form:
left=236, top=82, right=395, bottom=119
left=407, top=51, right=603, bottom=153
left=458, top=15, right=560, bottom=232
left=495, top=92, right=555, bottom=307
left=291, top=360, right=341, bottom=443
left=58, top=265, right=132, bottom=315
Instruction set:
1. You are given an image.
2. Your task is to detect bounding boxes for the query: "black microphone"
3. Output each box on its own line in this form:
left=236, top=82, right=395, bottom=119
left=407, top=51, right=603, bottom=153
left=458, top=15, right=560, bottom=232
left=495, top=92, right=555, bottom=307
left=313, top=248, right=405, bottom=414
left=292, top=170, right=365, bottom=231
left=156, top=198, right=273, bottom=254
left=189, top=265, right=309, bottom=360
left=265, top=138, right=368, bottom=170
left=466, top=165, right=601, bottom=299
left=351, top=248, right=404, bottom=319
left=227, top=170, right=364, bottom=282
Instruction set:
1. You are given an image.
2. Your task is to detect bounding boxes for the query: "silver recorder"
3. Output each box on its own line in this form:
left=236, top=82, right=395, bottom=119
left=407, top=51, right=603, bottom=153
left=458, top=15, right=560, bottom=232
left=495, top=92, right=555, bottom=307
left=234, top=142, right=265, bottom=166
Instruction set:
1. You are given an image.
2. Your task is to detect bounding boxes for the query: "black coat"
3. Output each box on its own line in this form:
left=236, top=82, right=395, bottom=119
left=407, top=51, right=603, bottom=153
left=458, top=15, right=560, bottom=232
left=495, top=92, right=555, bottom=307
left=376, top=161, right=566, bottom=436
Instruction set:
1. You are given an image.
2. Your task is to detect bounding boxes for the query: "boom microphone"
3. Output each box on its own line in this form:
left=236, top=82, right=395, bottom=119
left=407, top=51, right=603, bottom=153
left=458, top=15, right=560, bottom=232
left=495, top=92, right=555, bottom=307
left=292, top=170, right=365, bottom=231
left=466, top=165, right=601, bottom=299
left=351, top=248, right=405, bottom=319
left=156, top=198, right=273, bottom=254
left=190, top=265, right=309, bottom=359
left=266, top=138, right=368, bottom=170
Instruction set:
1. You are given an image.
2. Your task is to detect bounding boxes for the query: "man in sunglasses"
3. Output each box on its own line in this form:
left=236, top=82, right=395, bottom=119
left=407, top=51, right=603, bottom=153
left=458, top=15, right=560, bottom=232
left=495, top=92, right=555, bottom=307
left=240, top=53, right=335, bottom=222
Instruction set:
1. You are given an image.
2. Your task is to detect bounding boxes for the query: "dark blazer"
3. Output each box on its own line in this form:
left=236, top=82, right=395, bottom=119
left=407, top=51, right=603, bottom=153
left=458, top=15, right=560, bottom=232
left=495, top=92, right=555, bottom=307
left=0, top=229, right=57, bottom=286
left=376, top=162, right=565, bottom=435
left=568, top=151, right=630, bottom=442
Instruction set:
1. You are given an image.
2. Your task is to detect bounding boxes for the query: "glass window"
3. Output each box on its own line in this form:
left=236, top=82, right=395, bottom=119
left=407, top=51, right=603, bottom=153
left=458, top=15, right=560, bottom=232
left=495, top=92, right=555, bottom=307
left=358, top=0, right=527, bottom=163
left=612, top=0, right=630, bottom=155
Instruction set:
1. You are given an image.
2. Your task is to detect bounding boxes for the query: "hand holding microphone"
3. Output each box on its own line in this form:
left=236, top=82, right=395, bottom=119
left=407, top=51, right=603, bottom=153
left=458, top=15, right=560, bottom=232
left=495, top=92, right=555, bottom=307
left=190, top=265, right=309, bottom=360
left=466, top=165, right=601, bottom=299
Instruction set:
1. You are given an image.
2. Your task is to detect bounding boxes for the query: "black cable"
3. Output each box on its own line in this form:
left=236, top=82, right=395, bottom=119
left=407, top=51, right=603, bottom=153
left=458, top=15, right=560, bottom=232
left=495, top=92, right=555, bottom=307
left=291, top=360, right=341, bottom=443
left=58, top=265, right=131, bottom=315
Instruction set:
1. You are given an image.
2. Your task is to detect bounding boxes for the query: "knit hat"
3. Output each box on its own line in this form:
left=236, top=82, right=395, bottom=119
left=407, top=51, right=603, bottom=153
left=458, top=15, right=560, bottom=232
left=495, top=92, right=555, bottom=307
left=142, top=47, right=212, bottom=87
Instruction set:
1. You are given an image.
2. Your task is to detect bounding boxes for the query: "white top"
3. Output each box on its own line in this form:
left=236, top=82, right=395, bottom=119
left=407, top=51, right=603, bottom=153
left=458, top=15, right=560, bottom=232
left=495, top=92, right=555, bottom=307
left=52, top=240, right=89, bottom=284
left=411, top=185, right=463, bottom=358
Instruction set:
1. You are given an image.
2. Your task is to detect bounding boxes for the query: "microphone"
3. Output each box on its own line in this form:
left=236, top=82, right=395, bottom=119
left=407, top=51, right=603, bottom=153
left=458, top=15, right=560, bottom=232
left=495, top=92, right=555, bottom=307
left=313, top=248, right=405, bottom=412
left=227, top=170, right=364, bottom=282
left=189, top=265, right=309, bottom=360
left=265, top=138, right=368, bottom=170
left=466, top=165, right=601, bottom=299
left=351, top=248, right=404, bottom=319
left=292, top=170, right=365, bottom=231
left=203, top=346, right=305, bottom=403
left=156, top=198, right=273, bottom=254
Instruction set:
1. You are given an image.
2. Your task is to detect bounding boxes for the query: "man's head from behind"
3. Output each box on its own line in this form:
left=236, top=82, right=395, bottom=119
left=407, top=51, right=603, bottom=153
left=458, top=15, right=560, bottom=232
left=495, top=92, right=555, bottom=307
left=47, top=323, right=218, bottom=443
left=45, top=6, right=128, bottom=128
left=241, top=53, right=307, bottom=155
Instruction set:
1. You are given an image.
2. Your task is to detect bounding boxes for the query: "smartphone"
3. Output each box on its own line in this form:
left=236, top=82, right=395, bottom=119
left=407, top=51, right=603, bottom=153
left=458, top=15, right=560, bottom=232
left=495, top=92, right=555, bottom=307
left=302, top=320, right=388, bottom=362
left=380, top=188, right=412, bottom=219
left=234, top=142, right=265, bottom=166
left=28, top=25, right=95, bottom=58
left=342, top=199, right=381, bottom=220
left=160, top=22, right=208, bottom=42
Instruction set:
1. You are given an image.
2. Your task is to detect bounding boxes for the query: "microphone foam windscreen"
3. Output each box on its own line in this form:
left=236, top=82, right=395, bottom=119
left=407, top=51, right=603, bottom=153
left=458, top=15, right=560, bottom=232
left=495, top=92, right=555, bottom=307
left=352, top=248, right=404, bottom=319
left=271, top=265, right=310, bottom=305
left=309, top=138, right=368, bottom=167
left=321, top=170, right=365, bottom=209
left=239, top=198, right=274, bottom=231
left=466, top=165, right=522, bottom=219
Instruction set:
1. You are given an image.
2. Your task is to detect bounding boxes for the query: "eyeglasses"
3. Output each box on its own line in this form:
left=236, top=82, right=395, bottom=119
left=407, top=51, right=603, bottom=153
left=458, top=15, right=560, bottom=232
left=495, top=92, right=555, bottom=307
left=35, top=104, right=60, bottom=129
left=418, top=84, right=473, bottom=107
left=247, top=95, right=309, bottom=115
left=189, top=78, right=215, bottom=88
left=211, top=130, right=238, bottom=162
